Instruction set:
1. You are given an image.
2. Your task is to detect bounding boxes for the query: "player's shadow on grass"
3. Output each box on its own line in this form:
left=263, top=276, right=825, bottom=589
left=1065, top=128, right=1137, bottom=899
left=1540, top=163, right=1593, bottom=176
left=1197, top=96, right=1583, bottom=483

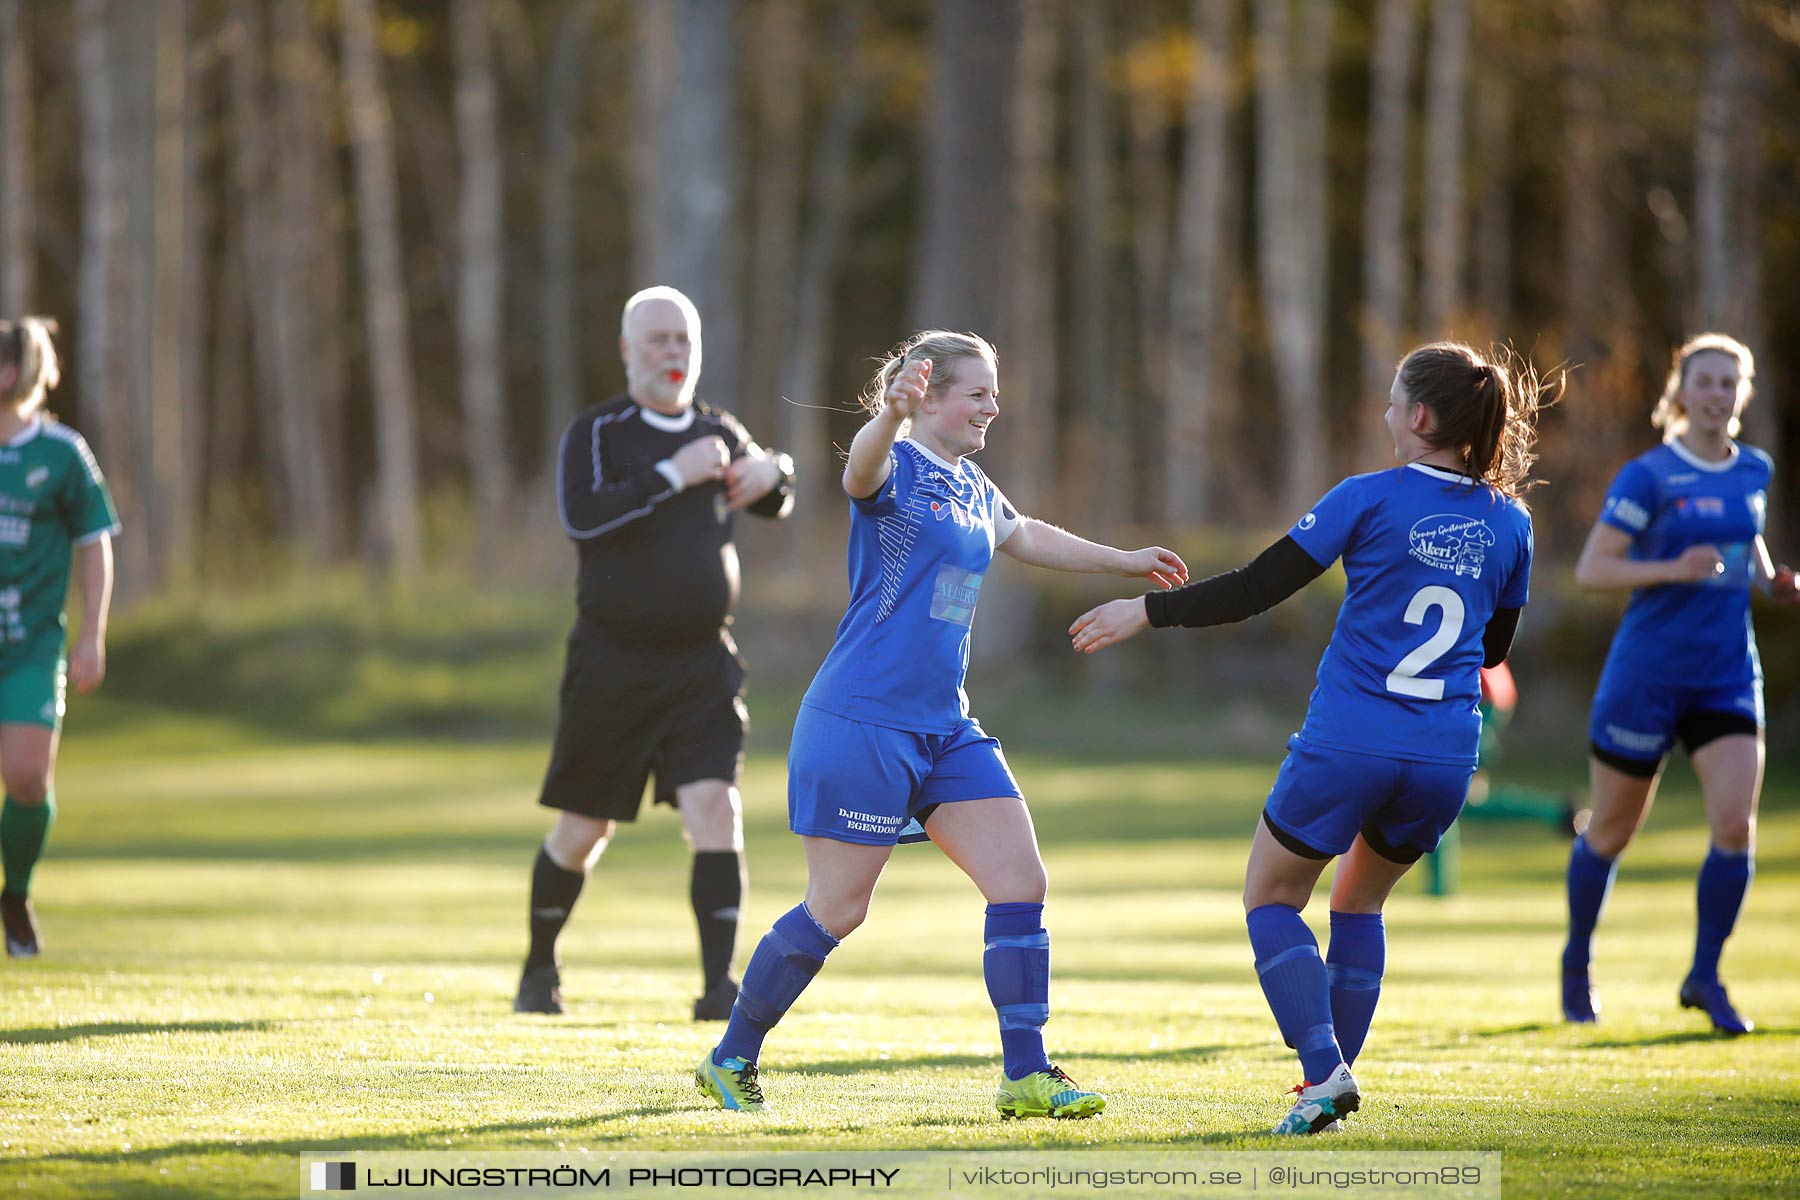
left=1583, top=1026, right=1795, bottom=1048
left=0, top=1019, right=277, bottom=1045
left=795, top=1043, right=1240, bottom=1076
left=1466, top=1021, right=1559, bottom=1038
left=30, top=1117, right=611, bottom=1168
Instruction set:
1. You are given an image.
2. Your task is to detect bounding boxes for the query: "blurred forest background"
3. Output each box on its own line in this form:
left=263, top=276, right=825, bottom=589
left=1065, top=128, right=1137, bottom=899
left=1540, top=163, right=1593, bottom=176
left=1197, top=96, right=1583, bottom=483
left=1, top=0, right=1796, bottom=743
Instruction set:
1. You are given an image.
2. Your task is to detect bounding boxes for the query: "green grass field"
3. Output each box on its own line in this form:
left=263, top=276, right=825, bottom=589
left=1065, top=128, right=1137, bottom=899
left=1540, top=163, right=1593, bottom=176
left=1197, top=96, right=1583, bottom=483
left=4, top=706, right=1797, bottom=1199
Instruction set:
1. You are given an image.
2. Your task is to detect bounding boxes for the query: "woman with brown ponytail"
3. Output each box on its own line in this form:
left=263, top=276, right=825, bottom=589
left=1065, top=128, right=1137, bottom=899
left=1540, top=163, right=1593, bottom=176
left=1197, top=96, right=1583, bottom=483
left=1074, top=341, right=1549, bottom=1134
left=0, top=317, right=120, bottom=958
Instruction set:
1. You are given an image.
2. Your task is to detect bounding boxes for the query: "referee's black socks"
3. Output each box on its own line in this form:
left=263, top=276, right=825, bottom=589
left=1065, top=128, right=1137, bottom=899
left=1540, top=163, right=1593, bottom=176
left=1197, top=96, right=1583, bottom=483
left=691, top=850, right=746, bottom=992
left=526, top=846, right=586, bottom=971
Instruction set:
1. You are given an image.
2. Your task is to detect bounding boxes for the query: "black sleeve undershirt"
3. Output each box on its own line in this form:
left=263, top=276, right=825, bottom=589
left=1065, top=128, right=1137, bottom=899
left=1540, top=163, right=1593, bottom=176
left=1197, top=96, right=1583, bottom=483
left=1482, top=607, right=1521, bottom=668
left=1145, top=536, right=1327, bottom=629
left=1142, top=535, right=1526, bottom=667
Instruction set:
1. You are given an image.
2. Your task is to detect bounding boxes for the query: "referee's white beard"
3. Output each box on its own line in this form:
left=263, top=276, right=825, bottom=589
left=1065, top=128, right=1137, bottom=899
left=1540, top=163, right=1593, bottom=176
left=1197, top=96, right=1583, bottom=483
left=628, top=360, right=700, bottom=410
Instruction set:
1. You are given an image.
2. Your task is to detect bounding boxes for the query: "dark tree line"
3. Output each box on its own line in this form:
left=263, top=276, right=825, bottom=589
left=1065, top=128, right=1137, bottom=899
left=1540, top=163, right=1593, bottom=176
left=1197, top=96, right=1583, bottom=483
left=0, top=0, right=1794, bottom=599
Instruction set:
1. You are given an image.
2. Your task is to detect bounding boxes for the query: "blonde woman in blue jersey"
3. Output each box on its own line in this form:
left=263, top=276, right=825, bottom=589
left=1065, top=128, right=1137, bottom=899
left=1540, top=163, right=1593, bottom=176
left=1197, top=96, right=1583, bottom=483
left=1075, top=343, right=1547, bottom=1134
left=0, top=318, right=120, bottom=958
left=1562, top=334, right=1797, bottom=1035
left=695, top=330, right=1187, bottom=1116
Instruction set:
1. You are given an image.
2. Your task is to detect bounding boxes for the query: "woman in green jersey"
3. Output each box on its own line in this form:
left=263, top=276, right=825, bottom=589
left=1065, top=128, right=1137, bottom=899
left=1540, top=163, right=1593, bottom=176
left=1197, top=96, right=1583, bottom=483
left=0, top=318, right=119, bottom=958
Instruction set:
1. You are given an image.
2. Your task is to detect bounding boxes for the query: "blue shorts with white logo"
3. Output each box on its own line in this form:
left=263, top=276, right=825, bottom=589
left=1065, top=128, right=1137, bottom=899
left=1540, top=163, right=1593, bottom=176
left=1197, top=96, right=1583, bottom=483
left=787, top=705, right=1023, bottom=846
left=1588, top=672, right=1763, bottom=771
left=1262, top=736, right=1474, bottom=864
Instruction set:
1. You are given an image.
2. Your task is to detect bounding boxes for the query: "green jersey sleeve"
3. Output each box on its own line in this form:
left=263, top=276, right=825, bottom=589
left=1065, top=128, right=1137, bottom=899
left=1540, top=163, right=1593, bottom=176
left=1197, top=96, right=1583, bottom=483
left=56, top=427, right=121, bottom=543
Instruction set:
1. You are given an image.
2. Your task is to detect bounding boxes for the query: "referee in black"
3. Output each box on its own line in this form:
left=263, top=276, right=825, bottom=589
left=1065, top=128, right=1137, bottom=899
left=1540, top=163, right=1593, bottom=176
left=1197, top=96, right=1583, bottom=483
left=516, top=286, right=794, bottom=1020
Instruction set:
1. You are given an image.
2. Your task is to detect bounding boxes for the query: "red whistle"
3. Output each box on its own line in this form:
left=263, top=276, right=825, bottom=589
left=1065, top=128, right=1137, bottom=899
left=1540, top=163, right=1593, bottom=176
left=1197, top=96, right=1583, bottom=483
left=667, top=370, right=685, bottom=384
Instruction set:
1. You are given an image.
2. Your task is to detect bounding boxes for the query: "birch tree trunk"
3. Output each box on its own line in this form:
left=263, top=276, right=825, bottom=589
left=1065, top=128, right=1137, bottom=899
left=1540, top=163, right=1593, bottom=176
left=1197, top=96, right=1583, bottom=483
left=1707, top=0, right=1775, bottom=461
left=1165, top=0, right=1237, bottom=524
left=1421, top=0, right=1470, bottom=333
left=453, top=0, right=510, bottom=573
left=1556, top=0, right=1636, bottom=511
left=1694, top=0, right=1737, bottom=333
left=1068, top=0, right=1119, bottom=529
left=180, top=0, right=210, bottom=574
left=999, top=0, right=1056, bottom=508
left=1473, top=68, right=1512, bottom=334
left=277, top=0, right=348, bottom=543
left=229, top=0, right=333, bottom=559
left=1358, top=0, right=1416, bottom=473
left=0, top=0, right=34, bottom=314
left=152, top=0, right=194, bottom=587
left=661, top=0, right=743, bottom=406
left=776, top=0, right=868, bottom=539
left=341, top=0, right=424, bottom=579
left=1127, top=6, right=1173, bottom=524
left=1254, top=0, right=1333, bottom=514
left=913, top=0, right=1019, bottom=336
left=629, top=0, right=674, bottom=285
left=121, top=0, right=157, bottom=594
left=742, top=0, right=802, bottom=438
left=540, top=0, right=595, bottom=478
left=77, top=0, right=133, bottom=528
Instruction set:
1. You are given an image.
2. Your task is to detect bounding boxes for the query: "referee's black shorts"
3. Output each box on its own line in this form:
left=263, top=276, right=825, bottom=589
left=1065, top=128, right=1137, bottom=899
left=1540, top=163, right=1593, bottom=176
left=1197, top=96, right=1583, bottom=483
left=538, top=621, right=748, bottom=821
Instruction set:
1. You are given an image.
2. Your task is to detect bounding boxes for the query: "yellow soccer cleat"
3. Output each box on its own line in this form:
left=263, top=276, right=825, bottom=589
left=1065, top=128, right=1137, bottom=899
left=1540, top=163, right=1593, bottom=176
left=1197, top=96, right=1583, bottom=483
left=995, top=1064, right=1106, bottom=1120
left=695, top=1050, right=767, bottom=1113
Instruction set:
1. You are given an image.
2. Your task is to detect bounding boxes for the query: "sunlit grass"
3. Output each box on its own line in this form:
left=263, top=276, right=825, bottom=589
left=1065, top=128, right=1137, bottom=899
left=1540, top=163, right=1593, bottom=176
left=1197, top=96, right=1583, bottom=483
left=3, top=725, right=1796, bottom=1197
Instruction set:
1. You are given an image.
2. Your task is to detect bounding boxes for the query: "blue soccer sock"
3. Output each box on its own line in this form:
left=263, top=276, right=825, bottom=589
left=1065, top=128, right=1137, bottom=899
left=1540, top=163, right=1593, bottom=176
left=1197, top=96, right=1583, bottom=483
left=983, top=901, right=1052, bottom=1081
left=1247, top=904, right=1343, bottom=1084
left=713, top=903, right=838, bottom=1066
left=1562, top=836, right=1618, bottom=976
left=1326, top=911, right=1385, bottom=1068
left=1689, top=846, right=1752, bottom=984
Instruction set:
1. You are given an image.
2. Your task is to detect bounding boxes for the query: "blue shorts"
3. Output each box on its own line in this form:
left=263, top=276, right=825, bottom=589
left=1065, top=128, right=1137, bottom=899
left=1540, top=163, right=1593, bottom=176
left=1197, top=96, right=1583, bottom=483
left=1262, top=736, right=1474, bottom=864
left=1588, top=674, right=1763, bottom=772
left=787, top=705, right=1023, bottom=846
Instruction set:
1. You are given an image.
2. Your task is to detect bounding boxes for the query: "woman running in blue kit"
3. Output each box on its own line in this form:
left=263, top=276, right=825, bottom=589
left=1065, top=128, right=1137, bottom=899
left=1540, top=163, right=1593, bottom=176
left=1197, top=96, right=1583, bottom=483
left=1561, top=334, right=1797, bottom=1035
left=695, top=330, right=1187, bottom=1117
left=1072, top=342, right=1548, bottom=1134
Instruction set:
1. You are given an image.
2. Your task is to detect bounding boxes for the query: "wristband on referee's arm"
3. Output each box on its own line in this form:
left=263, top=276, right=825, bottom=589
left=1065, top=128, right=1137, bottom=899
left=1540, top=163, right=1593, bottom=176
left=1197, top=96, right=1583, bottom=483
left=653, top=460, right=686, bottom=494
left=745, top=450, right=797, bottom=518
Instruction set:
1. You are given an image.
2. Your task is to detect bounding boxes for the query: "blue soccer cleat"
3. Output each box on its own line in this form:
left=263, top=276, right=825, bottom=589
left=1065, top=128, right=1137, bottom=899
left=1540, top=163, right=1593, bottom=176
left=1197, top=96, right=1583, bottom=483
left=1679, top=976, right=1753, bottom=1036
left=1562, top=967, right=1600, bottom=1024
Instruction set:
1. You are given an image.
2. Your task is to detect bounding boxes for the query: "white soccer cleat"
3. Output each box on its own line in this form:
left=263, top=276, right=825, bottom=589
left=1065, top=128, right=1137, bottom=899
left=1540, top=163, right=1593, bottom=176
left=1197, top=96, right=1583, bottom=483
left=1272, top=1063, right=1360, bottom=1136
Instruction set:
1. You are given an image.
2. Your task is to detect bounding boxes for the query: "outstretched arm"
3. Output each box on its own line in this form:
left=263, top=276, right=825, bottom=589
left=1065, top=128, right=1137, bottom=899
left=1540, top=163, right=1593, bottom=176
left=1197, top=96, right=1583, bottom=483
left=1069, top=535, right=1324, bottom=653
left=998, top=518, right=1187, bottom=588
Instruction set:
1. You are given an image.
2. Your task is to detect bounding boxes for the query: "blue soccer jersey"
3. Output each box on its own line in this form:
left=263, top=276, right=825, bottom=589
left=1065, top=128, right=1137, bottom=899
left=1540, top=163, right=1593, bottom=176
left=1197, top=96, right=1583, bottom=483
left=802, top=439, right=1020, bottom=734
left=1287, top=463, right=1534, bottom=767
left=1595, top=439, right=1771, bottom=688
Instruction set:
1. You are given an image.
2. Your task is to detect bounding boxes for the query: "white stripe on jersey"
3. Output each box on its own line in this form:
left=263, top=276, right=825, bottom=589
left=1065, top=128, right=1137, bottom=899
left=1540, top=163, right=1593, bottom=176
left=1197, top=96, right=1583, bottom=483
left=43, top=422, right=107, bottom=485
left=874, top=488, right=924, bottom=624
left=556, top=407, right=675, bottom=540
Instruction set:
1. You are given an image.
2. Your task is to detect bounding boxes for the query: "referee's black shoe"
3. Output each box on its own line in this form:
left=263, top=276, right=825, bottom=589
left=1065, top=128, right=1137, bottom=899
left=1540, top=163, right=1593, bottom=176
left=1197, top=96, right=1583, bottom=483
left=693, top=975, right=739, bottom=1021
left=514, top=964, right=564, bottom=1015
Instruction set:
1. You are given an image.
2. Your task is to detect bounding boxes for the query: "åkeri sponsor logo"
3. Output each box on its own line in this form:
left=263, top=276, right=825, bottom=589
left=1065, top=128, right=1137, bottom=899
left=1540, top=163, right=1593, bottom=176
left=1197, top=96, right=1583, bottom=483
left=1408, top=514, right=1496, bottom=579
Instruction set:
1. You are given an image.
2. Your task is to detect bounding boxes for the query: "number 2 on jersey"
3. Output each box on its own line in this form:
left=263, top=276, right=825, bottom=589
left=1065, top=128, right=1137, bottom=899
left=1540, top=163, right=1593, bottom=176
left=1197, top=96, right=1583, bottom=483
left=1386, top=585, right=1465, bottom=700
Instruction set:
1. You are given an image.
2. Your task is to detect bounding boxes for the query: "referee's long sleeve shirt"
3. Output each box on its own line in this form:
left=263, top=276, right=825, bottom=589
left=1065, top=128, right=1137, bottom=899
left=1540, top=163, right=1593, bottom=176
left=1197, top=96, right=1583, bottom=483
left=557, top=394, right=793, bottom=648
